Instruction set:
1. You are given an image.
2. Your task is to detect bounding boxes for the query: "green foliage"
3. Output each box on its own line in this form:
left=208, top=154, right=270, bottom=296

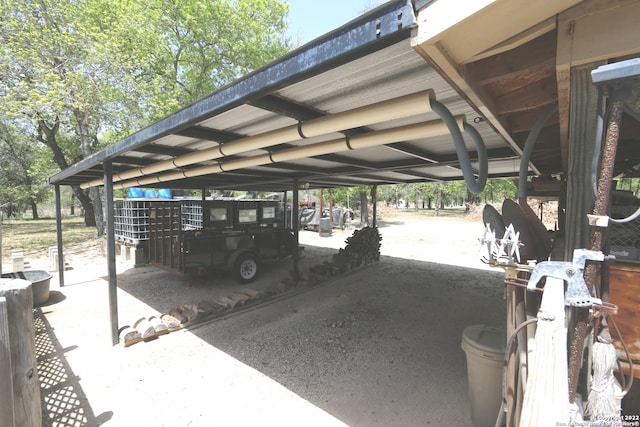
left=330, top=187, right=364, bottom=207
left=478, top=178, right=517, bottom=202
left=0, top=0, right=291, bottom=224
left=0, top=0, right=291, bottom=152
left=615, top=177, right=640, bottom=196
left=149, top=0, right=290, bottom=106
left=344, top=178, right=518, bottom=208
left=0, top=115, right=54, bottom=216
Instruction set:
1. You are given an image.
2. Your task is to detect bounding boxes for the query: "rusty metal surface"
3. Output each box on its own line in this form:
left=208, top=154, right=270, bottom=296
left=609, top=262, right=640, bottom=379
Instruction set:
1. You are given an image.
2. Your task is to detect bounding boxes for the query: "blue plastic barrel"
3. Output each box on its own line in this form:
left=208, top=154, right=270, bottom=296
left=158, top=189, right=172, bottom=199
left=127, top=187, right=144, bottom=198
left=144, top=189, right=157, bottom=198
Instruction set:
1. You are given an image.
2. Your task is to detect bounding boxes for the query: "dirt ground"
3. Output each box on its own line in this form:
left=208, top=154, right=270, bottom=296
left=11, top=208, right=509, bottom=426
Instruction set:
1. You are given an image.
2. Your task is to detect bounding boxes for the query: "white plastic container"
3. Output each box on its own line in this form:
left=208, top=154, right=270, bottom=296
left=461, top=324, right=506, bottom=427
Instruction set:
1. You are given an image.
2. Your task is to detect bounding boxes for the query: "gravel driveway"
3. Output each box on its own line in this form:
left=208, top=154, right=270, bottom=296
left=32, top=211, right=507, bottom=426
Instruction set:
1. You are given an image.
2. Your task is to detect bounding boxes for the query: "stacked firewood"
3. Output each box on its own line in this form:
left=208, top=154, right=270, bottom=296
left=336, top=226, right=382, bottom=265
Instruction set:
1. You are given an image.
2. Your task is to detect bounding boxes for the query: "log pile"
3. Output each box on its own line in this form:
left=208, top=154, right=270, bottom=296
left=335, top=226, right=382, bottom=266
left=119, top=227, right=382, bottom=347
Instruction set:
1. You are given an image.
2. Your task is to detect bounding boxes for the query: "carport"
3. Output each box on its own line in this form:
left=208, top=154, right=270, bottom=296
left=47, top=0, right=640, bottom=422
left=48, top=0, right=519, bottom=342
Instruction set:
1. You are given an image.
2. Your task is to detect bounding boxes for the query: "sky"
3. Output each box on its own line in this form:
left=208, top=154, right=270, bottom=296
left=286, top=0, right=387, bottom=45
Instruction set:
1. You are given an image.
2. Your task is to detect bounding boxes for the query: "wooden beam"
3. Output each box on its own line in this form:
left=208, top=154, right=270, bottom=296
left=508, top=108, right=560, bottom=134
left=481, top=58, right=556, bottom=97
left=497, top=77, right=557, bottom=115
left=411, top=41, right=527, bottom=165
left=471, top=31, right=557, bottom=86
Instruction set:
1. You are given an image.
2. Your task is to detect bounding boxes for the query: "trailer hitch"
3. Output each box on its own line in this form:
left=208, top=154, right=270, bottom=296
left=526, top=249, right=606, bottom=307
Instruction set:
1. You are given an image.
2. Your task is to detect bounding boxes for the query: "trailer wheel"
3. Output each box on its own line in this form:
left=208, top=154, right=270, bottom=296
left=233, top=253, right=258, bottom=284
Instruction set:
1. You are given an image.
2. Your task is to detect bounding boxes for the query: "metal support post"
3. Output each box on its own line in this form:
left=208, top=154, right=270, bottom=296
left=292, top=179, right=300, bottom=283
left=104, top=162, right=119, bottom=346
left=55, top=185, right=65, bottom=286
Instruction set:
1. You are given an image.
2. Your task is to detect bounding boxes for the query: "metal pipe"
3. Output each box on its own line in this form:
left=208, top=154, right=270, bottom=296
left=517, top=104, right=559, bottom=200
left=429, top=99, right=488, bottom=194
left=114, top=116, right=463, bottom=189
left=82, top=90, right=435, bottom=189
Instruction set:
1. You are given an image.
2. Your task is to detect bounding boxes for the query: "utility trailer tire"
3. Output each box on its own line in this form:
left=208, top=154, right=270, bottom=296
left=233, top=253, right=259, bottom=284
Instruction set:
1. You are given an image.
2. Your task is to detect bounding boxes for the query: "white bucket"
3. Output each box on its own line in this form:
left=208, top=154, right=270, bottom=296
left=461, top=324, right=506, bottom=427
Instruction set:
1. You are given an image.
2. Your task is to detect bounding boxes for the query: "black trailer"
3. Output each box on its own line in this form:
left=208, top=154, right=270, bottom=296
left=139, top=199, right=295, bottom=283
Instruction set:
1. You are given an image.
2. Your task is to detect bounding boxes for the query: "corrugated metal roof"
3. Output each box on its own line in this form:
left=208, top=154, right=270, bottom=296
left=48, top=0, right=520, bottom=193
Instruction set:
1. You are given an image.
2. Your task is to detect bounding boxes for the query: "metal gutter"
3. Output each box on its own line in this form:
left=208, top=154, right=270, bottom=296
left=48, top=0, right=417, bottom=186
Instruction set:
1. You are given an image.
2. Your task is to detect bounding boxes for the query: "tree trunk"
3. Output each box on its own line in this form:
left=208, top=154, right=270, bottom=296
left=73, top=186, right=97, bottom=228
left=74, top=108, right=105, bottom=236
left=29, top=199, right=38, bottom=220
left=90, top=187, right=104, bottom=236
left=37, top=117, right=67, bottom=171
left=435, top=187, right=442, bottom=217
left=36, top=117, right=97, bottom=228
left=359, top=191, right=368, bottom=226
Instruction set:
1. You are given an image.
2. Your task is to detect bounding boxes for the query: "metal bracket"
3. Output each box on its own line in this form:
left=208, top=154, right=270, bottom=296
left=526, top=249, right=604, bottom=307
left=587, top=214, right=610, bottom=227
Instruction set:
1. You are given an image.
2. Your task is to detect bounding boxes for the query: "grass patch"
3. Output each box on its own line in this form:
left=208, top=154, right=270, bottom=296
left=1, top=216, right=98, bottom=259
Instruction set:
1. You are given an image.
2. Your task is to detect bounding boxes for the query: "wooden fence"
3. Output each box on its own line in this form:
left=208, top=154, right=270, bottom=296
left=0, top=279, right=41, bottom=427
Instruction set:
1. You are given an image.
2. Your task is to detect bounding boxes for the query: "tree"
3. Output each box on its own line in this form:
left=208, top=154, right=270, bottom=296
left=1, top=0, right=161, bottom=232
left=151, top=0, right=291, bottom=106
left=477, top=178, right=517, bottom=203
left=330, top=187, right=360, bottom=208
left=0, top=116, right=53, bottom=218
left=0, top=0, right=291, bottom=234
